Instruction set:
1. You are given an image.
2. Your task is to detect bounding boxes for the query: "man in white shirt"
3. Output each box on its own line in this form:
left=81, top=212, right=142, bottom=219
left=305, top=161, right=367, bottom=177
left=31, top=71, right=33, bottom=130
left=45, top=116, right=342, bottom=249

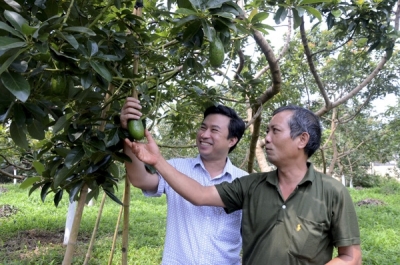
left=120, top=98, right=247, bottom=264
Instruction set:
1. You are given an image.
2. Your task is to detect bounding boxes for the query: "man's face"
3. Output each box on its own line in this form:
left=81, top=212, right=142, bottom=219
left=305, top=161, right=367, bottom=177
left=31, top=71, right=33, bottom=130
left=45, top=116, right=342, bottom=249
left=264, top=110, right=301, bottom=166
left=196, top=114, right=236, bottom=160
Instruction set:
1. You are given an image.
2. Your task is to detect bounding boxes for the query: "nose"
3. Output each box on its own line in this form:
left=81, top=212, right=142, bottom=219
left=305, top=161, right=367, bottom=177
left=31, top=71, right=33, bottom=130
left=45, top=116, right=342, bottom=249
left=264, top=132, right=270, bottom=143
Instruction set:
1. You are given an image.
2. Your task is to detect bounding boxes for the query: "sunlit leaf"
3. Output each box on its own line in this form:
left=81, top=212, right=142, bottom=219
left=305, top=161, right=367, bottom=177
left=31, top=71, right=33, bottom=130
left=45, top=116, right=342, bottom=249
left=20, top=176, right=42, bottom=189
left=33, top=160, right=45, bottom=175
left=4, top=10, right=27, bottom=31
left=64, top=26, right=96, bottom=36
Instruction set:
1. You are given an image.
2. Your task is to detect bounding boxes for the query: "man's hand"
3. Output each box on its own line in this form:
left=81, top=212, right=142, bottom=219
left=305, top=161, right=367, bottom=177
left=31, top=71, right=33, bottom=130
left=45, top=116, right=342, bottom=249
left=120, top=97, right=142, bottom=129
left=124, top=129, right=160, bottom=167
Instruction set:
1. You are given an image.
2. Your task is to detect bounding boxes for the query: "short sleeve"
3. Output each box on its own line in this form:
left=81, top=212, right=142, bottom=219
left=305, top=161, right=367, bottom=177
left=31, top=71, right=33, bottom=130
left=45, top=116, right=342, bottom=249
left=330, top=187, right=361, bottom=247
left=142, top=173, right=165, bottom=197
left=215, top=178, right=245, bottom=214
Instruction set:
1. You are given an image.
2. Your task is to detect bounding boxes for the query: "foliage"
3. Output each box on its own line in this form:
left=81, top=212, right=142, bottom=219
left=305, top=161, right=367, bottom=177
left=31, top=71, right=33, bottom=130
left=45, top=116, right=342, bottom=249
left=0, top=0, right=399, bottom=205
left=353, top=173, right=383, bottom=188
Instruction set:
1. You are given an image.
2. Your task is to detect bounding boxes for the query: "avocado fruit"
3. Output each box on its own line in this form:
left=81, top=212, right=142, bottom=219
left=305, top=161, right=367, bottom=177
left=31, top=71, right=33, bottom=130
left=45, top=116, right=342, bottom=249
left=128, top=119, right=145, bottom=140
left=209, top=36, right=224, bottom=67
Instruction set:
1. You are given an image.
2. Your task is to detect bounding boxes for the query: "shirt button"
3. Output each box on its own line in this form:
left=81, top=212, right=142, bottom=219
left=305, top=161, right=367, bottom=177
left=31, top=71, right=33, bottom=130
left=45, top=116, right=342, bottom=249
left=282, top=205, right=286, bottom=209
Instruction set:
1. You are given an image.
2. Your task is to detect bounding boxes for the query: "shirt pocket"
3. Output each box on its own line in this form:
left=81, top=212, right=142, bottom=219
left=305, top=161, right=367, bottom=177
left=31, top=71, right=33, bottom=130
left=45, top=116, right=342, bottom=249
left=288, top=215, right=327, bottom=260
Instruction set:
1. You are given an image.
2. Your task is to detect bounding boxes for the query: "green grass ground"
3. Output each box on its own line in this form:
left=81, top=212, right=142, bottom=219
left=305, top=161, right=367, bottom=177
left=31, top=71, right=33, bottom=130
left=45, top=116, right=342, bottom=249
left=0, top=179, right=399, bottom=264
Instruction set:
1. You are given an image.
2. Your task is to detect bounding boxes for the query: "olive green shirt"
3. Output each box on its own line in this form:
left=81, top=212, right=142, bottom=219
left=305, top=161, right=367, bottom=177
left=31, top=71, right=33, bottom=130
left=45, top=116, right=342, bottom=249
left=215, top=163, right=360, bottom=265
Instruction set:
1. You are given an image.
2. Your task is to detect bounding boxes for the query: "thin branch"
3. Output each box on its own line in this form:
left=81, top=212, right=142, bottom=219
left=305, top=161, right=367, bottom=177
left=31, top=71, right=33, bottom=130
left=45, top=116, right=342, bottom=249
left=0, top=168, right=25, bottom=180
left=0, top=154, right=32, bottom=171
left=300, top=18, right=330, bottom=107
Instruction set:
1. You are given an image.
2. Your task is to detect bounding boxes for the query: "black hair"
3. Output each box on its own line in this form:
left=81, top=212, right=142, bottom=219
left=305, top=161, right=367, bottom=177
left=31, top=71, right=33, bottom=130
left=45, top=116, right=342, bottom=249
left=203, top=105, right=246, bottom=153
left=273, top=105, right=322, bottom=158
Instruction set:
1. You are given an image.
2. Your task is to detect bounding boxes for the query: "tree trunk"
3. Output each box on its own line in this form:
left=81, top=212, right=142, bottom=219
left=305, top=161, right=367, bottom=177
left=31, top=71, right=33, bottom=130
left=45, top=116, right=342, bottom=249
left=62, top=184, right=89, bottom=265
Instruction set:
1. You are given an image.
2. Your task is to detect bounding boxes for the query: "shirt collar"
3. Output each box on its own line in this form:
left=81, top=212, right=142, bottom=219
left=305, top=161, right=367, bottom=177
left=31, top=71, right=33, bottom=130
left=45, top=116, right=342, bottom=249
left=193, top=154, right=234, bottom=180
left=266, top=162, right=315, bottom=187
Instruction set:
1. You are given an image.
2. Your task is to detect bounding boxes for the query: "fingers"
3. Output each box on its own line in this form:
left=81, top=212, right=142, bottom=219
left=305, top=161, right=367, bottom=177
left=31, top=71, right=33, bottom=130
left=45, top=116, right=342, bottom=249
left=144, top=129, right=154, bottom=143
left=120, top=97, right=143, bottom=128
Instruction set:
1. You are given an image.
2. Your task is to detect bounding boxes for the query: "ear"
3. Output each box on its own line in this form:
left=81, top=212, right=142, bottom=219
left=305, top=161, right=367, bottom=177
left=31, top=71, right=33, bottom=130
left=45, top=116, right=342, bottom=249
left=297, top=132, right=310, bottom=149
left=228, top=137, right=238, bottom=148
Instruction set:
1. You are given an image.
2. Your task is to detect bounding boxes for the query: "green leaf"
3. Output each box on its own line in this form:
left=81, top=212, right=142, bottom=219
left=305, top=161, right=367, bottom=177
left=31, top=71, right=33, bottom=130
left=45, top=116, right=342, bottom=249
left=292, top=8, right=302, bottom=29
left=53, top=113, right=73, bottom=134
left=299, top=0, right=332, bottom=4
left=0, top=71, right=30, bottom=102
left=0, top=36, right=27, bottom=51
left=33, top=160, right=45, bottom=175
left=87, top=40, right=98, bottom=57
left=251, top=12, right=269, bottom=23
left=104, top=189, right=123, bottom=205
left=65, top=147, right=85, bottom=169
left=174, top=15, right=199, bottom=29
left=331, top=9, right=342, bottom=18
left=303, top=6, right=322, bottom=21
left=27, top=119, right=45, bottom=140
left=0, top=47, right=28, bottom=75
left=12, top=103, right=25, bottom=124
left=20, top=176, right=42, bottom=189
left=69, top=180, right=84, bottom=203
left=2, top=0, right=21, bottom=12
left=54, top=189, right=63, bottom=207
left=205, top=0, right=230, bottom=9
left=201, top=20, right=214, bottom=41
left=40, top=182, right=51, bottom=202
left=4, top=10, right=27, bottom=32
left=90, top=61, right=112, bottom=82
left=53, top=165, right=76, bottom=189
left=64, top=26, right=96, bottom=36
left=108, top=163, right=120, bottom=179
left=0, top=22, right=24, bottom=39
left=58, top=32, right=79, bottom=49
left=274, top=7, right=287, bottom=24
left=21, top=23, right=38, bottom=35
left=175, top=8, right=198, bottom=15
left=10, top=121, right=28, bottom=149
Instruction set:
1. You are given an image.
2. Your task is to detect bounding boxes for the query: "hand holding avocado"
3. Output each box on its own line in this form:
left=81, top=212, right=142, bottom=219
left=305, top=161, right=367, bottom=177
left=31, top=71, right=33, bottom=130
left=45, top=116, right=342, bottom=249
left=120, top=97, right=145, bottom=141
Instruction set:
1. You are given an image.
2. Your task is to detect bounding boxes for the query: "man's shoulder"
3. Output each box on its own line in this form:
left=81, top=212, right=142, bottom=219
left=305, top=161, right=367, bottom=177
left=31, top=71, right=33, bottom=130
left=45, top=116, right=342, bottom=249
left=230, top=166, right=248, bottom=178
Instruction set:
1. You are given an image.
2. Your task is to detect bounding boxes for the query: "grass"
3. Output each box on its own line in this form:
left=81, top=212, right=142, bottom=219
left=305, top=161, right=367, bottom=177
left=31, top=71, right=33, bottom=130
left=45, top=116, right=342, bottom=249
left=1, top=179, right=400, bottom=264
left=0, top=182, right=166, bottom=265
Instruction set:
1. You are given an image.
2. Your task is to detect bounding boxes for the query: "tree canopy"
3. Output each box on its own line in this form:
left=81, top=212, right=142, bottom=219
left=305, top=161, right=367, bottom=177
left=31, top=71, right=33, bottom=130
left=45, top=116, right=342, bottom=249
left=0, top=0, right=399, bottom=204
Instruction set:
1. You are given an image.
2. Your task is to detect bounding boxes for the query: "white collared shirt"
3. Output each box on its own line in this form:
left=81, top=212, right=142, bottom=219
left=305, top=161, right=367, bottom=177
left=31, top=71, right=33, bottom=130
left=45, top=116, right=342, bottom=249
left=143, top=155, right=247, bottom=265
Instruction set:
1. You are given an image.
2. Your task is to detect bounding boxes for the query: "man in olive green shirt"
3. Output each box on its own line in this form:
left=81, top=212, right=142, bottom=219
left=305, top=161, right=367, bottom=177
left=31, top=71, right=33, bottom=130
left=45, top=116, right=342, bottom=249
left=125, top=105, right=362, bottom=265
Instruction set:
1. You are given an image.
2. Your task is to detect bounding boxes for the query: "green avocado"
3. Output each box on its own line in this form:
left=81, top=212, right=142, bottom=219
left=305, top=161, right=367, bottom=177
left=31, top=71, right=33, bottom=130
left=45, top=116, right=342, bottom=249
left=128, top=119, right=144, bottom=140
left=209, top=36, right=224, bottom=67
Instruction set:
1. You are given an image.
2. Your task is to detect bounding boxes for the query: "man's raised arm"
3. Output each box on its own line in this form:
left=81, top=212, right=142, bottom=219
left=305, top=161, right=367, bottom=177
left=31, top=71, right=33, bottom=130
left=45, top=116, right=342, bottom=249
left=124, top=130, right=225, bottom=207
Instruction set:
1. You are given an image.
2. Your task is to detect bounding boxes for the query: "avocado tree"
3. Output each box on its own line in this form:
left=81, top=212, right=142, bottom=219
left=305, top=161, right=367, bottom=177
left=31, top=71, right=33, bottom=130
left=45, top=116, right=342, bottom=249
left=1, top=0, right=399, bottom=263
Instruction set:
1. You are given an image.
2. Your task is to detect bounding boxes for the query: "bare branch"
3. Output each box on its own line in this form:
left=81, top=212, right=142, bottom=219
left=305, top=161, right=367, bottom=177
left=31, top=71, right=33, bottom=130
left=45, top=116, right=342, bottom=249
left=300, top=18, right=330, bottom=106
left=234, top=49, right=245, bottom=79
left=0, top=168, right=25, bottom=180
left=0, top=154, right=32, bottom=171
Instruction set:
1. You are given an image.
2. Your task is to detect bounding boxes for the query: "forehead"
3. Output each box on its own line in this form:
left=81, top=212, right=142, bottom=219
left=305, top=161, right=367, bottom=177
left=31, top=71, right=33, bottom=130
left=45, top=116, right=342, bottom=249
left=203, top=114, right=230, bottom=127
left=268, top=110, right=293, bottom=128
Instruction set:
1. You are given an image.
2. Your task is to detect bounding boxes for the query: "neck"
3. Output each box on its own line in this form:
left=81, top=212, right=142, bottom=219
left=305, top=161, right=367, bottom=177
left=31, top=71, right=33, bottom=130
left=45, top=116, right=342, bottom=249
left=201, top=156, right=227, bottom=178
